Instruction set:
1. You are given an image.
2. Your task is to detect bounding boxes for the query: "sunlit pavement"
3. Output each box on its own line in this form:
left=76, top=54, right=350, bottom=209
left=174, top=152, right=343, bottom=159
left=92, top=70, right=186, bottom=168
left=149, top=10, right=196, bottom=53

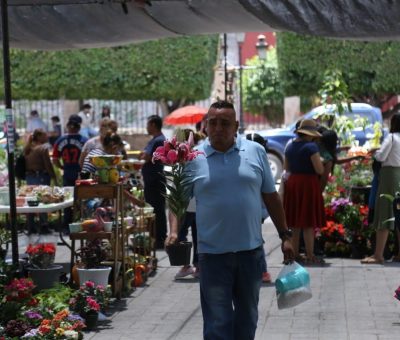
left=19, top=219, right=400, bottom=340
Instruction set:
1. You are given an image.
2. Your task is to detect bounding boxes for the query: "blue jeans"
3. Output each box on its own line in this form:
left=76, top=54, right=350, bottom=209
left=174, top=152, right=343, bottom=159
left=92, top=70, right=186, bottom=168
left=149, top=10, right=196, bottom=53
left=26, top=173, right=51, bottom=233
left=199, top=246, right=264, bottom=340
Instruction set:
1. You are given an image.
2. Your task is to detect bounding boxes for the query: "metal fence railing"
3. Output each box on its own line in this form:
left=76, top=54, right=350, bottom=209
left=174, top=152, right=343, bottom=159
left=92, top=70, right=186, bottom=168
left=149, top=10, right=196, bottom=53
left=9, top=98, right=272, bottom=136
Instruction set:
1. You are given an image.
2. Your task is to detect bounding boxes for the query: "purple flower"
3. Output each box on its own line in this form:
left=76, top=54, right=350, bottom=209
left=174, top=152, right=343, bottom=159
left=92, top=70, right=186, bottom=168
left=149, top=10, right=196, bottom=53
left=68, top=313, right=84, bottom=322
left=22, top=328, right=38, bottom=338
left=24, top=311, right=43, bottom=320
left=331, top=198, right=351, bottom=212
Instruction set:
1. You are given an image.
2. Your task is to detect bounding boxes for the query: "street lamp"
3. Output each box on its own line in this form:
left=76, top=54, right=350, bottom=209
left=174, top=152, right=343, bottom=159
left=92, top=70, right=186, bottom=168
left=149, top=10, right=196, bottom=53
left=256, top=34, right=268, bottom=61
left=237, top=33, right=269, bottom=134
left=237, top=33, right=245, bottom=134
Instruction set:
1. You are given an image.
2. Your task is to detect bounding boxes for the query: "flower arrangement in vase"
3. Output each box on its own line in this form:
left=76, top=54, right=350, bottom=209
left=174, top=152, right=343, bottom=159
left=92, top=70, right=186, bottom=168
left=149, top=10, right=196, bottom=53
left=152, top=131, right=203, bottom=265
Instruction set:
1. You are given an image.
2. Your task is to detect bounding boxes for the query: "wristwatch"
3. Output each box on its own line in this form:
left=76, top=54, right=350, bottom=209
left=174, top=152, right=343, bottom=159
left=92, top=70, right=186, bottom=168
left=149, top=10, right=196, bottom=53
left=278, top=228, right=293, bottom=241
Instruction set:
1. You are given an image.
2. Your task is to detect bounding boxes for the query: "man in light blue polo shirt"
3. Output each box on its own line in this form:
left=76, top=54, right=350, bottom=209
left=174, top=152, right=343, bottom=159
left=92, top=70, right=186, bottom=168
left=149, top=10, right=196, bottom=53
left=166, top=101, right=294, bottom=340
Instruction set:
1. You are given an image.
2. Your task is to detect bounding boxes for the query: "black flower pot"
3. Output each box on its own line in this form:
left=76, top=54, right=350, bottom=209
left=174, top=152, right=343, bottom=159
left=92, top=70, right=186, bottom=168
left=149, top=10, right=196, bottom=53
left=351, top=242, right=368, bottom=259
left=166, top=241, right=192, bottom=266
left=84, top=311, right=98, bottom=330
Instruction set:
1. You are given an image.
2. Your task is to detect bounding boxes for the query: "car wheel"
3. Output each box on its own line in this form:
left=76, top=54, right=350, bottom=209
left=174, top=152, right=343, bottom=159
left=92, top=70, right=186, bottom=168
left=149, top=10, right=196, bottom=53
left=267, top=153, right=283, bottom=183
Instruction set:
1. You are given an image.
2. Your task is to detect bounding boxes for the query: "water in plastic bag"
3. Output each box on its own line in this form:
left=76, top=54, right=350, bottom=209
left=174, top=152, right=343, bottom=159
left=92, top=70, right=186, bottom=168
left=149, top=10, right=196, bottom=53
left=275, top=261, right=312, bottom=309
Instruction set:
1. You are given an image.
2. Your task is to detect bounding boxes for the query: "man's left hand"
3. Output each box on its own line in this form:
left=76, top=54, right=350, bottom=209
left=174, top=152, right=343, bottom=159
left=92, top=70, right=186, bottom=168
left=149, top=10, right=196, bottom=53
left=281, top=239, right=295, bottom=263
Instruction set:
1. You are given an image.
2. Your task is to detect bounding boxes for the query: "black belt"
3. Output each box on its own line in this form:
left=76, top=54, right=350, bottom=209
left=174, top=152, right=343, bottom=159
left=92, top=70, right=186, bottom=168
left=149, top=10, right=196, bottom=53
left=26, top=171, right=48, bottom=176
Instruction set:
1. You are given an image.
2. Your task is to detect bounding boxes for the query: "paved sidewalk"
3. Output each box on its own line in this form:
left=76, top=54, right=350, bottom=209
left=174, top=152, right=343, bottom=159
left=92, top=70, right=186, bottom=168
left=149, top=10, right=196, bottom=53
left=24, top=221, right=400, bottom=340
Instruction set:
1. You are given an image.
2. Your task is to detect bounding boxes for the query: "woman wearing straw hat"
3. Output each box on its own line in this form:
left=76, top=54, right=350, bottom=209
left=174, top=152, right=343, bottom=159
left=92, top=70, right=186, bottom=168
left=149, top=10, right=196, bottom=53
left=283, top=119, right=325, bottom=264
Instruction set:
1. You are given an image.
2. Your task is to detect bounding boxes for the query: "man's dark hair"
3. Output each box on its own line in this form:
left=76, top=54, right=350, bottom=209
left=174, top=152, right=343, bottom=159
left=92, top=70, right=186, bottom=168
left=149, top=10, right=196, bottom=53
left=30, top=110, right=39, bottom=116
left=210, top=100, right=235, bottom=111
left=67, top=120, right=80, bottom=131
left=147, top=115, right=162, bottom=130
left=82, top=103, right=92, bottom=110
left=51, top=116, right=60, bottom=122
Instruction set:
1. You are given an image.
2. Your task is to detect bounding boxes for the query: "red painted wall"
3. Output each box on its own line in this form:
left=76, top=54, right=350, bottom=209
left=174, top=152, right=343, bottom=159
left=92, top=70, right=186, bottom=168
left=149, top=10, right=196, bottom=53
left=241, top=32, right=276, bottom=63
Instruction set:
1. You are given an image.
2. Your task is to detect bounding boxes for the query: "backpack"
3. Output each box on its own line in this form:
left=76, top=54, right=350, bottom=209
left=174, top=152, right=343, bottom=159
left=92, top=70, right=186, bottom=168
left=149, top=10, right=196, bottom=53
left=15, top=154, right=26, bottom=180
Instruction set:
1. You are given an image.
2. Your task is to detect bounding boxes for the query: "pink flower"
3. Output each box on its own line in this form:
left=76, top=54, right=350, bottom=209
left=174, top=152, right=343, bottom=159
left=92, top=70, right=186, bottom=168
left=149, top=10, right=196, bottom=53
left=166, top=150, right=178, bottom=164
left=85, top=281, right=95, bottom=288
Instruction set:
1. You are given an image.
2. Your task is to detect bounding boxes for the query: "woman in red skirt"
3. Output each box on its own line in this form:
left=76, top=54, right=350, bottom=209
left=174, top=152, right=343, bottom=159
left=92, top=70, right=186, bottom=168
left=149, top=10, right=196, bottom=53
left=283, top=119, right=325, bottom=264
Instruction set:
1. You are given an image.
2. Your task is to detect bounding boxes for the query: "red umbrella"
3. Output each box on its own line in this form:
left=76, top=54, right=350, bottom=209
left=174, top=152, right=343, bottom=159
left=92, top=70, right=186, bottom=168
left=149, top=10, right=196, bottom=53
left=164, top=105, right=207, bottom=125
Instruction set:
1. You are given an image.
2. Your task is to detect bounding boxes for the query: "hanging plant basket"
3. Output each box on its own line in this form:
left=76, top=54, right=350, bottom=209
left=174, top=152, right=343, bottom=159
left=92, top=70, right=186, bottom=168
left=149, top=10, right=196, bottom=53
left=166, top=241, right=192, bottom=266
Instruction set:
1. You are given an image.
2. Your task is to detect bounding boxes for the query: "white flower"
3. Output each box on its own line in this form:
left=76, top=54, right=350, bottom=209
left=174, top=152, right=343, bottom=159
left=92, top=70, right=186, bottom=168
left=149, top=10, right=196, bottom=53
left=63, top=330, right=79, bottom=339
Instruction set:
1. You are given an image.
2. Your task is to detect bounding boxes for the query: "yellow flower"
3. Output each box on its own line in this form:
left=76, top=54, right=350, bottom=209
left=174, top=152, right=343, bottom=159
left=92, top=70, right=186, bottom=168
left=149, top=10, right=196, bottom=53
left=56, top=328, right=65, bottom=336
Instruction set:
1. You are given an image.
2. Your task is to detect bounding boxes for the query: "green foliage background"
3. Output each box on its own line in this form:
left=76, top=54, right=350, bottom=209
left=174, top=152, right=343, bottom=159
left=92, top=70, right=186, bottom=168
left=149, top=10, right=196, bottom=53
left=3, top=35, right=218, bottom=102
left=243, top=49, right=284, bottom=125
left=277, top=32, right=400, bottom=105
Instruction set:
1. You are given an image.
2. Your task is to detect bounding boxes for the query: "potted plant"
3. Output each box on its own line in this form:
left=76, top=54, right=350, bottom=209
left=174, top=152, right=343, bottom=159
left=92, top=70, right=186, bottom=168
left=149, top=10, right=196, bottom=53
left=69, top=281, right=110, bottom=330
left=152, top=132, right=203, bottom=266
left=0, top=277, right=36, bottom=323
left=76, top=240, right=112, bottom=287
left=25, top=243, right=63, bottom=291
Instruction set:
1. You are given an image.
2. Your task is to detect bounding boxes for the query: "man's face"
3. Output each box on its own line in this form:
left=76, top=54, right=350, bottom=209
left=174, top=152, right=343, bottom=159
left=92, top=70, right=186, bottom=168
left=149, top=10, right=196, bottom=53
left=206, top=107, right=238, bottom=152
left=146, top=121, right=154, bottom=135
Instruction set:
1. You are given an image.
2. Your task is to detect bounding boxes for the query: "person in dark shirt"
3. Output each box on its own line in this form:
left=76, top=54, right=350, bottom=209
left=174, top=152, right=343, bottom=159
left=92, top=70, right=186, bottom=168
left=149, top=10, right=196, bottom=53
left=283, top=119, right=325, bottom=264
left=52, top=117, right=87, bottom=232
left=49, top=116, right=62, bottom=146
left=140, top=115, right=167, bottom=248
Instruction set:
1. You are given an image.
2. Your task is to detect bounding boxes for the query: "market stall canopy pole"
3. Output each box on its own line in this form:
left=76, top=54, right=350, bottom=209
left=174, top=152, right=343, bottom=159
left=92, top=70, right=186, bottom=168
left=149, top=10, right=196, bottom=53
left=3, top=0, right=400, bottom=50
left=1, top=0, right=19, bottom=267
left=164, top=105, right=207, bottom=125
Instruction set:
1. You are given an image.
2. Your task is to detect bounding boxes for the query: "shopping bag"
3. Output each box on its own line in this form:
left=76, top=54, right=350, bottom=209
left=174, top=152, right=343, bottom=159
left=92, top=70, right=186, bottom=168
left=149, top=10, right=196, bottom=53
left=275, top=261, right=312, bottom=309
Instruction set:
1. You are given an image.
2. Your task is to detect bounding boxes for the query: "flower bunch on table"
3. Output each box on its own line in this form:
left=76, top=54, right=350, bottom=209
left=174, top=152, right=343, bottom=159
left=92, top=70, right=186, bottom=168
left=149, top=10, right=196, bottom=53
left=152, top=132, right=203, bottom=222
left=26, top=243, right=56, bottom=269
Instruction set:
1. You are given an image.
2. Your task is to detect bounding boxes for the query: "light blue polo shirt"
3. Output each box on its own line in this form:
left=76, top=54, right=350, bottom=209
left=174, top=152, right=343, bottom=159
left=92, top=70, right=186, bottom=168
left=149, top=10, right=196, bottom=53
left=186, top=137, right=276, bottom=254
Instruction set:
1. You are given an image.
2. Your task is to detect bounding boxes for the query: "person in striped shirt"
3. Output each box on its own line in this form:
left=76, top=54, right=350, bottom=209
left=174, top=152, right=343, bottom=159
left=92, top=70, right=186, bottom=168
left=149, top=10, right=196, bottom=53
left=81, top=132, right=124, bottom=178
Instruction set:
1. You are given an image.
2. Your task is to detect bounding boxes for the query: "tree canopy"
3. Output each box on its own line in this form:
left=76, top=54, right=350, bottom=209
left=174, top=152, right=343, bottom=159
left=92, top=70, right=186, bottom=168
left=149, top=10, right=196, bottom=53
left=4, top=35, right=218, bottom=106
left=277, top=32, right=400, bottom=108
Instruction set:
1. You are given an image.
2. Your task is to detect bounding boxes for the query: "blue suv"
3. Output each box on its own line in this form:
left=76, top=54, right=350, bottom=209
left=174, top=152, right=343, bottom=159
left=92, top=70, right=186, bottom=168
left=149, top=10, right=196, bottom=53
left=257, top=103, right=384, bottom=182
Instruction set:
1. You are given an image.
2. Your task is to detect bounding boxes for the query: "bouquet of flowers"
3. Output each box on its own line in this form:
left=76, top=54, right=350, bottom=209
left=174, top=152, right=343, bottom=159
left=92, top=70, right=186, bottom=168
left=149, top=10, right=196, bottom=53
left=152, top=132, right=203, bottom=224
left=26, top=243, right=56, bottom=269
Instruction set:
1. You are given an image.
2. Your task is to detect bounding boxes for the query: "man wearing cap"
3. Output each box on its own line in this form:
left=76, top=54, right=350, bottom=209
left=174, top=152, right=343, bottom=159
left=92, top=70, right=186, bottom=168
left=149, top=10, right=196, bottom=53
left=283, top=118, right=325, bottom=264
left=52, top=117, right=87, bottom=232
